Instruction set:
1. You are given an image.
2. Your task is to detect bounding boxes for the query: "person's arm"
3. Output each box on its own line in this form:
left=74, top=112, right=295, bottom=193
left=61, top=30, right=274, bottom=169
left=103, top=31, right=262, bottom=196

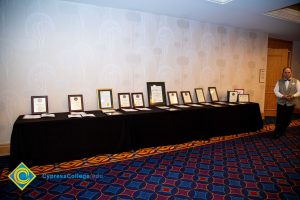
left=274, top=81, right=284, bottom=98
left=292, top=80, right=300, bottom=98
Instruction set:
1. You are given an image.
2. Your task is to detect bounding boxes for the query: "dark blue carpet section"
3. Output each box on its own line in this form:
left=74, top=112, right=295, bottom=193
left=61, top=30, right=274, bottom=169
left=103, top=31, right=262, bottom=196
left=0, top=156, right=9, bottom=169
left=1, top=125, right=300, bottom=199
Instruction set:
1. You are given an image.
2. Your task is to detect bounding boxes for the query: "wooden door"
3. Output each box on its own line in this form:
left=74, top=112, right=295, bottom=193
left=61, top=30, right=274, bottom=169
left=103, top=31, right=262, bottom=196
left=264, top=48, right=289, bottom=116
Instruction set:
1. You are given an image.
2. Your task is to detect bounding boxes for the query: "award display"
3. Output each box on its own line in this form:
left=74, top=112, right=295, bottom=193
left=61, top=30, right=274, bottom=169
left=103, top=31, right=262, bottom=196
left=208, top=87, right=219, bottom=102
left=167, top=91, right=179, bottom=105
left=181, top=91, right=193, bottom=104
left=97, top=89, right=113, bottom=109
left=131, top=93, right=145, bottom=108
left=195, top=88, right=206, bottom=103
left=31, top=96, right=48, bottom=114
left=118, top=93, right=131, bottom=108
left=227, top=91, right=238, bottom=102
left=238, top=94, right=250, bottom=102
left=68, top=94, right=84, bottom=112
left=147, top=82, right=167, bottom=107
left=234, top=89, right=244, bottom=95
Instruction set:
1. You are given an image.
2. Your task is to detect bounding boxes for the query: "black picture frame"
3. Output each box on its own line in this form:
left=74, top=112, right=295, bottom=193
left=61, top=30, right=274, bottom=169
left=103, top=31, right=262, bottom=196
left=31, top=96, right=48, bottom=114
left=208, top=87, right=219, bottom=102
left=259, top=69, right=265, bottom=83
left=195, top=88, right=206, bottom=103
left=234, top=89, right=244, bottom=95
left=68, top=94, right=84, bottom=112
left=181, top=91, right=193, bottom=104
left=147, top=82, right=167, bottom=107
left=238, top=94, right=250, bottom=102
left=118, top=93, right=132, bottom=108
left=97, top=89, right=113, bottom=109
left=227, top=91, right=238, bottom=102
left=167, top=91, right=179, bottom=105
left=131, top=93, right=145, bottom=108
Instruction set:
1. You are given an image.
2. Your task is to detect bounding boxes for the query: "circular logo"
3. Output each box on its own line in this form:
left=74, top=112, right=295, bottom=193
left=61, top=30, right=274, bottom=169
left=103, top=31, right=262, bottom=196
left=13, top=167, right=31, bottom=185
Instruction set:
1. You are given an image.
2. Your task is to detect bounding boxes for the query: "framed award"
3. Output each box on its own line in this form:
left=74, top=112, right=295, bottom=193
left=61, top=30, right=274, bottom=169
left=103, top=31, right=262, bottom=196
left=68, top=94, right=84, bottom=112
left=31, top=96, right=48, bottom=114
left=167, top=91, right=179, bottom=105
left=131, top=93, right=145, bottom=108
left=259, top=69, right=266, bottom=83
left=195, top=88, right=206, bottom=103
left=227, top=91, right=238, bottom=102
left=147, top=82, right=167, bottom=107
left=118, top=93, right=131, bottom=108
left=181, top=91, right=193, bottom=104
left=97, top=89, right=113, bottom=109
left=238, top=94, right=250, bottom=102
left=234, top=89, right=244, bottom=95
left=208, top=87, right=219, bottom=102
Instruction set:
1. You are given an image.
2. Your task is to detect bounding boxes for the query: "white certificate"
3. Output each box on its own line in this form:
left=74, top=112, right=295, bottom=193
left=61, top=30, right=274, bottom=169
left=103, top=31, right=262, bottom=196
left=133, top=94, right=144, bottom=107
left=188, top=103, right=204, bottom=107
left=228, top=91, right=238, bottom=102
left=120, top=94, right=130, bottom=108
left=210, top=88, right=218, bottom=101
left=175, top=104, right=190, bottom=108
left=33, top=97, right=47, bottom=113
left=136, top=107, right=151, bottom=111
left=196, top=89, right=205, bottom=103
left=100, top=91, right=112, bottom=108
left=169, top=93, right=178, bottom=105
left=182, top=92, right=192, bottom=104
left=70, top=96, right=83, bottom=111
left=41, top=113, right=55, bottom=118
left=157, top=106, right=169, bottom=109
left=122, top=108, right=137, bottom=112
left=150, top=85, right=163, bottom=104
left=238, top=94, right=249, bottom=102
left=23, top=114, right=41, bottom=119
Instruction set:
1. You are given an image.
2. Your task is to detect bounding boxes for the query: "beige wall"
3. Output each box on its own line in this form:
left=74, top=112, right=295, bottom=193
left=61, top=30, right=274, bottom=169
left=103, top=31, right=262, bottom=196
left=0, top=0, right=268, bottom=145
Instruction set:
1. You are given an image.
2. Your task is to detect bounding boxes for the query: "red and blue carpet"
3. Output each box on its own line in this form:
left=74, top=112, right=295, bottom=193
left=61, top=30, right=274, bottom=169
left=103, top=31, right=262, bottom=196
left=0, top=120, right=300, bottom=199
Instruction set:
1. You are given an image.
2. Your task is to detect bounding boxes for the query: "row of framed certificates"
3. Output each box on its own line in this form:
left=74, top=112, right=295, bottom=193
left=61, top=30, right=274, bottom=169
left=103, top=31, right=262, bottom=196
left=146, top=82, right=249, bottom=106
left=30, top=82, right=250, bottom=114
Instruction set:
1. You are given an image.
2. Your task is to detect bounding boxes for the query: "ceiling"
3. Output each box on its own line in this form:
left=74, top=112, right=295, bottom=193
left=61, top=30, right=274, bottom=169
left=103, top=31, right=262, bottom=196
left=63, top=0, right=300, bottom=41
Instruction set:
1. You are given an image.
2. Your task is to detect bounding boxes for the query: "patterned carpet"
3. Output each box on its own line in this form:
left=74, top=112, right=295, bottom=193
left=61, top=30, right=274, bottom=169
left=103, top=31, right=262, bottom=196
left=0, top=120, right=300, bottom=199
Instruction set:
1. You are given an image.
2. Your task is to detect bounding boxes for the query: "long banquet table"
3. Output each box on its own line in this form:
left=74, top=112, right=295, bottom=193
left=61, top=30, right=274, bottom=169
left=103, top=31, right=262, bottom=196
left=10, top=102, right=263, bottom=169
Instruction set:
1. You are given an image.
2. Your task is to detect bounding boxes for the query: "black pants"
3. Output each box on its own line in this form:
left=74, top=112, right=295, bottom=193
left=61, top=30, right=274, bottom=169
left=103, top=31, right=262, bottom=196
left=274, top=104, right=295, bottom=137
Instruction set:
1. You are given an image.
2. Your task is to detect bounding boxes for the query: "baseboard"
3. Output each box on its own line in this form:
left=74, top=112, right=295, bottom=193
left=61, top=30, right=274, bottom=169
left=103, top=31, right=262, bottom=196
left=0, top=144, right=10, bottom=156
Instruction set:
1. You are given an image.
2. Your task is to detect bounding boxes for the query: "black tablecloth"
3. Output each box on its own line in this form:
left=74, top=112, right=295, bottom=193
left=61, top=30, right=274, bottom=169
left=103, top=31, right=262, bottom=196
left=10, top=102, right=263, bottom=169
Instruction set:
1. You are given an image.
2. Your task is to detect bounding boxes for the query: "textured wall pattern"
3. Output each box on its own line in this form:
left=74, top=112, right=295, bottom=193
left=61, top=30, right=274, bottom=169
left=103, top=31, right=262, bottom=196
left=0, top=0, right=268, bottom=144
